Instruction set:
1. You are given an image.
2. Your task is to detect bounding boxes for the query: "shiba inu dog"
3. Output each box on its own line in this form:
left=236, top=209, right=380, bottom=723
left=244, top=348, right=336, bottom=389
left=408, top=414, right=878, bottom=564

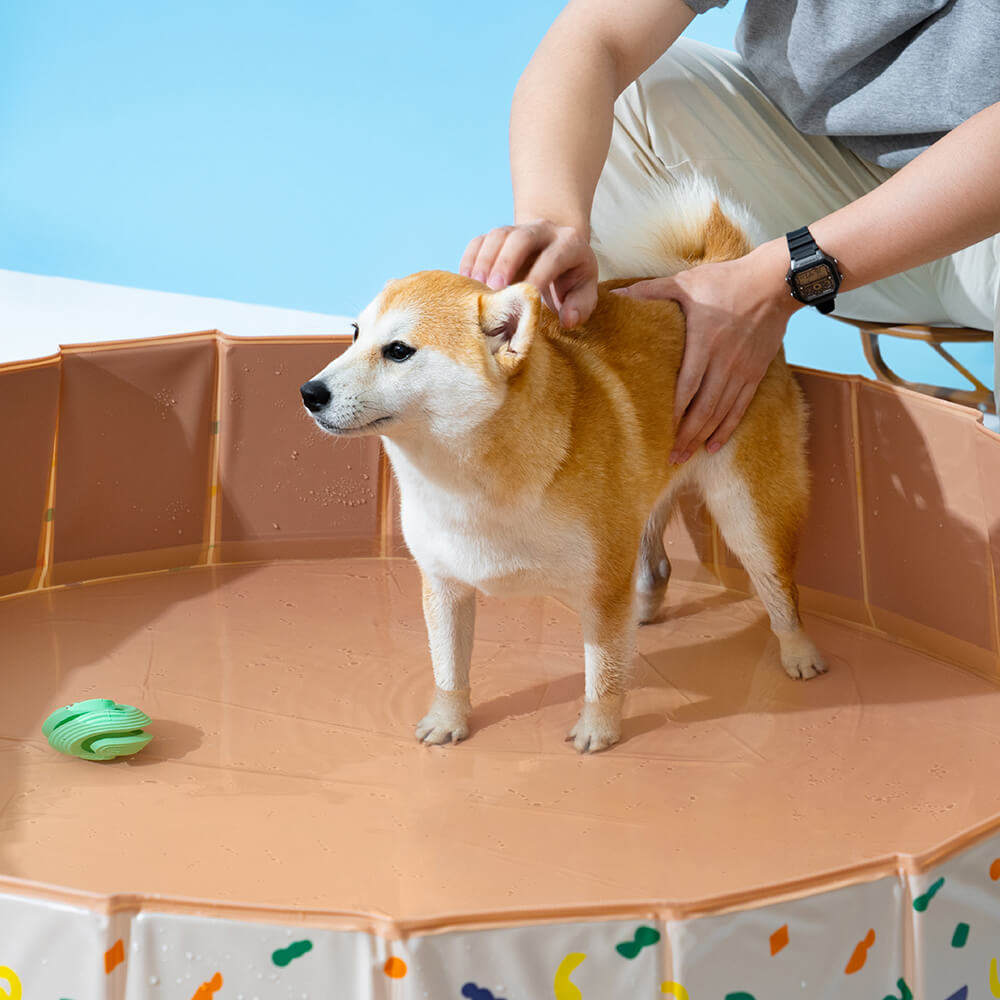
left=301, top=181, right=826, bottom=753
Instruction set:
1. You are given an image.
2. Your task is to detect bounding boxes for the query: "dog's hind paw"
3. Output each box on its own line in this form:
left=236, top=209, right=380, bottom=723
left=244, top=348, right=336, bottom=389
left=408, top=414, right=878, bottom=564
left=635, top=556, right=670, bottom=625
left=415, top=688, right=472, bottom=746
left=777, top=629, right=828, bottom=680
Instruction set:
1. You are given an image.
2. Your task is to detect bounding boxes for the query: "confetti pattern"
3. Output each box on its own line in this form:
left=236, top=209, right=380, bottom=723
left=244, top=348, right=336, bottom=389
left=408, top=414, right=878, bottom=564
left=882, top=977, right=911, bottom=1000
left=384, top=957, right=407, bottom=979
left=461, top=984, right=506, bottom=1000
left=104, top=939, right=125, bottom=974
left=0, top=968, right=21, bottom=1000
left=616, top=925, right=660, bottom=959
left=554, top=953, right=586, bottom=1000
left=191, top=972, right=222, bottom=1000
left=845, top=929, right=876, bottom=974
left=660, top=983, right=689, bottom=1000
left=913, top=877, right=945, bottom=911
left=769, top=924, right=789, bottom=956
left=272, top=940, right=313, bottom=967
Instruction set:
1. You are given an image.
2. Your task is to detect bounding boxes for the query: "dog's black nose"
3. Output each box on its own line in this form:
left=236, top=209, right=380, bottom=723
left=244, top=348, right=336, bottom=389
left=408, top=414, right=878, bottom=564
left=300, top=380, right=332, bottom=413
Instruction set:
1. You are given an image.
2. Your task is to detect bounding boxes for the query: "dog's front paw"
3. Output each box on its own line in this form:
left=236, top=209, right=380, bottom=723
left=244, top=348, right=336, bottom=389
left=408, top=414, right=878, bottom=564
left=778, top=630, right=828, bottom=680
left=415, top=688, right=472, bottom=746
left=566, top=697, right=623, bottom=754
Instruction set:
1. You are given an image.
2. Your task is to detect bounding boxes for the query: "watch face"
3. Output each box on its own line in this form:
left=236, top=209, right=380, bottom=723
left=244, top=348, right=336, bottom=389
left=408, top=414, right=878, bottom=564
left=794, top=263, right=836, bottom=300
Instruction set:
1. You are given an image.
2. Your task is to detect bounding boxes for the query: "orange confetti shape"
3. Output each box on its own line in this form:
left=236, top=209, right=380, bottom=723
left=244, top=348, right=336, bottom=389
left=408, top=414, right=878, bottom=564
left=192, top=972, right=223, bottom=1000
left=104, top=939, right=125, bottom=974
left=990, top=858, right=1000, bottom=881
left=845, top=928, right=876, bottom=974
left=384, top=957, right=407, bottom=979
left=770, top=924, right=789, bottom=956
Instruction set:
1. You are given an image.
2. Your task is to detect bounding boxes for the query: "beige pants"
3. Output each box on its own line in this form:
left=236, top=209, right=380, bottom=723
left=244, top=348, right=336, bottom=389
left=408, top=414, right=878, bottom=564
left=591, top=38, right=999, bottom=407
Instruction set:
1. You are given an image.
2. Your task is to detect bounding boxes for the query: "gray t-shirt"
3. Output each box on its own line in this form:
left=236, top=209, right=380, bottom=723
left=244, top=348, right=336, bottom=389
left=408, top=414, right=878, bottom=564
left=682, top=0, right=1000, bottom=168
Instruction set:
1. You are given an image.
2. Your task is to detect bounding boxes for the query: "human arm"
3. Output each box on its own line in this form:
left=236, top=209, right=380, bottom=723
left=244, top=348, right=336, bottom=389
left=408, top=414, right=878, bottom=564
left=617, top=99, right=1000, bottom=462
left=459, top=0, right=695, bottom=326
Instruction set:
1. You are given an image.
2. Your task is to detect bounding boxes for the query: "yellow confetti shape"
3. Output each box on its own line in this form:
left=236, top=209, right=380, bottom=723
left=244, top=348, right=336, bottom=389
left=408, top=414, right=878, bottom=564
left=661, top=983, right=690, bottom=1000
left=554, top=952, right=586, bottom=1000
left=0, top=967, right=22, bottom=1000
left=990, top=956, right=1000, bottom=997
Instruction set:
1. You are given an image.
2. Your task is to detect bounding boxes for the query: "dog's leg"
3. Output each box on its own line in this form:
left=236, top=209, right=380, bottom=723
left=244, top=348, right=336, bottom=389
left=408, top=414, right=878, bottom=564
left=636, top=491, right=674, bottom=624
left=699, top=451, right=827, bottom=680
left=415, top=572, right=477, bottom=745
left=568, top=578, right=636, bottom=753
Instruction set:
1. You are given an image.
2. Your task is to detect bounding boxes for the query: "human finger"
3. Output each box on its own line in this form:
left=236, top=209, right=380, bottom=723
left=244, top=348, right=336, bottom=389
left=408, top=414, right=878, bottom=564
left=470, top=227, right=514, bottom=285
left=611, top=276, right=679, bottom=301
left=523, top=234, right=594, bottom=313
left=487, top=223, right=553, bottom=290
left=679, top=373, right=746, bottom=462
left=556, top=266, right=599, bottom=327
left=459, top=234, right=485, bottom=278
left=670, top=365, right=730, bottom=463
left=671, top=325, right=707, bottom=433
left=705, top=381, right=758, bottom=453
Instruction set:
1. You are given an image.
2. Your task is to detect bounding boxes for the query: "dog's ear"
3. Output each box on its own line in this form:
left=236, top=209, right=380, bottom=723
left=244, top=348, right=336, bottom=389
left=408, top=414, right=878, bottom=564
left=479, top=283, right=540, bottom=374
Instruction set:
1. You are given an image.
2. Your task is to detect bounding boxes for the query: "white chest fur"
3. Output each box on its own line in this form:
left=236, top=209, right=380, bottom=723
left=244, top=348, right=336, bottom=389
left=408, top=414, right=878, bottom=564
left=385, top=443, right=592, bottom=600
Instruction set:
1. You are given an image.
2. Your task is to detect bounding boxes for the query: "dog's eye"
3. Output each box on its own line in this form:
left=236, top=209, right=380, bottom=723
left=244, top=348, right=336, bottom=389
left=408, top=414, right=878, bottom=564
left=351, top=322, right=359, bottom=344
left=383, top=341, right=416, bottom=363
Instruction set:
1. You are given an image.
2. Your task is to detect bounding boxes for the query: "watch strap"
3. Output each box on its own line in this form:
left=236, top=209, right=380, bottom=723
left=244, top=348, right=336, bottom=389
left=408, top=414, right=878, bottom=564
left=786, top=226, right=818, bottom=262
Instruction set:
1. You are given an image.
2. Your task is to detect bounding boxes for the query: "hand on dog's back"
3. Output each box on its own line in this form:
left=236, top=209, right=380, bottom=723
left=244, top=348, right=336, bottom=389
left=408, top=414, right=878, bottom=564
left=459, top=219, right=599, bottom=330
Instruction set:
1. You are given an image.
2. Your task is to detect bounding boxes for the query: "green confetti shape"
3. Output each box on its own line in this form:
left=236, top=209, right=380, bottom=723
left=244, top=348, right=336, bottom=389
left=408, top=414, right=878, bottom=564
left=913, top=876, right=945, bottom=911
left=616, top=925, right=660, bottom=959
left=951, top=922, right=970, bottom=948
left=272, top=939, right=313, bottom=967
left=725, top=993, right=757, bottom=1000
left=883, top=977, right=913, bottom=1000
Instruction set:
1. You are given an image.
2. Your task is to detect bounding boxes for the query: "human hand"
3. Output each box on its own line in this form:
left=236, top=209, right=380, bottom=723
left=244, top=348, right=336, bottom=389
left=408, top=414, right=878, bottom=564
left=460, top=220, right=599, bottom=328
left=613, top=240, right=799, bottom=462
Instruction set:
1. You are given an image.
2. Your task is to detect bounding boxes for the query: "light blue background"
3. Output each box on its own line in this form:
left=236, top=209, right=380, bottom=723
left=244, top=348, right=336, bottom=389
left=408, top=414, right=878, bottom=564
left=0, top=1, right=991, bottom=389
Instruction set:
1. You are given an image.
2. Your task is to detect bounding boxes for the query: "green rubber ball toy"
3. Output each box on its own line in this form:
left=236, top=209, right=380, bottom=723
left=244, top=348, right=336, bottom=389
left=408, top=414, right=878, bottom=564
left=43, top=699, right=153, bottom=761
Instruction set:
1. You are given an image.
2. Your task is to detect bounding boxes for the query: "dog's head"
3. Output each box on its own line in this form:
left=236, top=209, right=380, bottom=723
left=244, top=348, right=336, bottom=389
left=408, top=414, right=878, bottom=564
left=301, top=270, right=542, bottom=440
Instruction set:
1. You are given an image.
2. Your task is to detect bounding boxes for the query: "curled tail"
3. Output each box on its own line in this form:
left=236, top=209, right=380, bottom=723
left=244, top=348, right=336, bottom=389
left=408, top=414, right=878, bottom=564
left=591, top=174, right=763, bottom=278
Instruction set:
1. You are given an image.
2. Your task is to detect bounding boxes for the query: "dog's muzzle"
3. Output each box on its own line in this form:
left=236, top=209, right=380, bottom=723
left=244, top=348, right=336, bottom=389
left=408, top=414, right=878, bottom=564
left=300, top=380, right=331, bottom=413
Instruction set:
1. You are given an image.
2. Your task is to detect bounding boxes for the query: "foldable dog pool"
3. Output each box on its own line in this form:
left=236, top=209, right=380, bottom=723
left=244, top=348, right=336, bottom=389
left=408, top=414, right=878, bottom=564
left=2, top=330, right=999, bottom=999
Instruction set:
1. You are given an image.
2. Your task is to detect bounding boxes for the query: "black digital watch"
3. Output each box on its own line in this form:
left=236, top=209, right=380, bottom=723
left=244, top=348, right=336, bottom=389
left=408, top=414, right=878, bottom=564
left=785, top=226, right=842, bottom=315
